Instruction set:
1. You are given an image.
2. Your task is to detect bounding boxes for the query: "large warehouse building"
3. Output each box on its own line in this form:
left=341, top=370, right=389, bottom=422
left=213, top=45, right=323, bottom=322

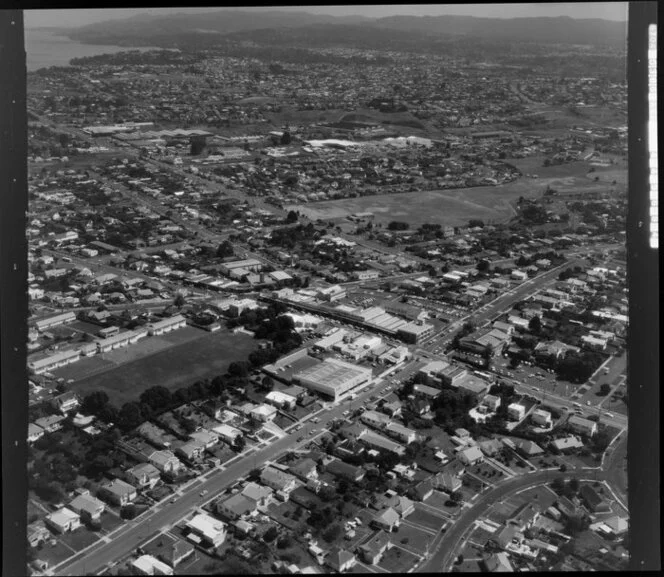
left=293, top=358, right=372, bottom=401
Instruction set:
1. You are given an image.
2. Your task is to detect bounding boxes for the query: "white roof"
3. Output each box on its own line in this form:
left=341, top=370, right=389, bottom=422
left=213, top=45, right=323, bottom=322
left=186, top=513, right=226, bottom=540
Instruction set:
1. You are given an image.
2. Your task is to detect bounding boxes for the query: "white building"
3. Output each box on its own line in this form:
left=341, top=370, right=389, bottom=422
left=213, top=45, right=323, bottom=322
left=186, top=513, right=227, bottom=548
left=531, top=409, right=552, bottom=427
left=294, top=358, right=372, bottom=401
left=507, top=403, right=526, bottom=421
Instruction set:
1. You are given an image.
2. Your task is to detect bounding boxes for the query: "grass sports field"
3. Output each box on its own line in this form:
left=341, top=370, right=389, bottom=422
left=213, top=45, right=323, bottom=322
left=289, top=156, right=626, bottom=226
left=67, top=329, right=257, bottom=405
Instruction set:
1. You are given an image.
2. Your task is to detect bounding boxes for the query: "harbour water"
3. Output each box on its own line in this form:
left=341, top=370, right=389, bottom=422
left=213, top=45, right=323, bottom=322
left=25, top=28, right=162, bottom=71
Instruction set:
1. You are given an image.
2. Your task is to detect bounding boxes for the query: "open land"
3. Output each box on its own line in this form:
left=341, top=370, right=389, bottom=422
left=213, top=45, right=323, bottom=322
left=65, top=329, right=256, bottom=405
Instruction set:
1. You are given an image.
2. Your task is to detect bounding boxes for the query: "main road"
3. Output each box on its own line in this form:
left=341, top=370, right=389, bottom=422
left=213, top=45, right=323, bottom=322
left=53, top=364, right=405, bottom=576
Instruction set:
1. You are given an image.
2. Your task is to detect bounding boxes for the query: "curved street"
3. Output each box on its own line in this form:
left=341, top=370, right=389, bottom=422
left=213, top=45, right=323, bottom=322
left=418, top=432, right=627, bottom=572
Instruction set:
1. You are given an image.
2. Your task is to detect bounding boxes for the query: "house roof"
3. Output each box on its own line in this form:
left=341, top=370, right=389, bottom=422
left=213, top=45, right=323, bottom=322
left=219, top=493, right=256, bottom=517
left=326, top=547, right=355, bottom=569
left=69, top=494, right=105, bottom=515
left=289, top=458, right=318, bottom=478
left=241, top=481, right=273, bottom=502
left=359, top=530, right=391, bottom=555
left=105, top=479, right=136, bottom=496
left=514, top=439, right=544, bottom=455
left=374, top=507, right=400, bottom=526
left=459, top=445, right=484, bottom=461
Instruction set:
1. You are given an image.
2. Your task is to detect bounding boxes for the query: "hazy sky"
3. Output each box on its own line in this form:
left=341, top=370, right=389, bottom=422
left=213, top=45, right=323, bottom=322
left=25, top=3, right=628, bottom=29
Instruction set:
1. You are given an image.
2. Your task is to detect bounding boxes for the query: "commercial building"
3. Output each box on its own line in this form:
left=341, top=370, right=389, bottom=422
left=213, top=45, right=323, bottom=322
left=397, top=322, right=434, bottom=344
left=293, top=358, right=372, bottom=401
left=265, top=390, right=297, bottom=410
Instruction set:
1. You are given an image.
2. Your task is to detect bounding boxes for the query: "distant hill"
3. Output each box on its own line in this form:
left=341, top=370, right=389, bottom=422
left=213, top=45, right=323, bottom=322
left=66, top=10, right=626, bottom=49
left=66, top=9, right=371, bottom=44
left=371, top=15, right=627, bottom=47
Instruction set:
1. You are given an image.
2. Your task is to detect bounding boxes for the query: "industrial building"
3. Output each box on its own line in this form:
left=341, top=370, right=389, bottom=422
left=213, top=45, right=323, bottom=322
left=293, top=358, right=372, bottom=401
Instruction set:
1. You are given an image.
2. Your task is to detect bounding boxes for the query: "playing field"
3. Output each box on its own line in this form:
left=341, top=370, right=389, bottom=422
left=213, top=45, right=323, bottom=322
left=67, top=329, right=257, bottom=405
left=289, top=157, right=626, bottom=226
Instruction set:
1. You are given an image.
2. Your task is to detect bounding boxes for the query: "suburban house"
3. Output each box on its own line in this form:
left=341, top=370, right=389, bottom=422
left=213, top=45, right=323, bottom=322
left=28, top=521, right=51, bottom=548
left=507, top=403, right=526, bottom=421
left=234, top=482, right=270, bottom=506
left=185, top=513, right=227, bottom=548
left=131, top=554, right=174, bottom=576
left=358, top=531, right=392, bottom=565
left=484, top=551, right=514, bottom=572
left=212, top=423, right=242, bottom=445
left=325, top=547, right=356, bottom=573
left=434, top=471, right=463, bottom=494
left=176, top=440, right=206, bottom=462
left=126, top=462, right=162, bottom=490
left=514, top=439, right=544, bottom=458
left=250, top=404, right=278, bottom=422
left=388, top=495, right=415, bottom=518
left=260, top=467, right=298, bottom=499
left=579, top=485, right=611, bottom=513
left=507, top=503, right=541, bottom=530
left=101, top=479, right=138, bottom=506
left=149, top=450, right=183, bottom=474
left=68, top=492, right=106, bottom=521
left=289, top=458, right=319, bottom=481
left=410, top=479, right=435, bottom=502
left=34, top=414, right=66, bottom=434
left=567, top=415, right=598, bottom=437
left=189, top=429, right=219, bottom=450
left=482, top=394, right=501, bottom=412
left=45, top=508, right=81, bottom=534
left=384, top=422, right=418, bottom=445
left=531, top=409, right=553, bottom=427
left=372, top=507, right=401, bottom=531
left=325, top=459, right=366, bottom=483
left=28, top=423, right=45, bottom=444
left=217, top=493, right=257, bottom=521
left=157, top=539, right=195, bottom=568
left=457, top=445, right=485, bottom=466
left=51, top=391, right=80, bottom=414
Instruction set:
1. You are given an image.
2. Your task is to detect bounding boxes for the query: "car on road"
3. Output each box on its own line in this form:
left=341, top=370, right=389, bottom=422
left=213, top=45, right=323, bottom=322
left=604, top=412, right=614, bottom=418
left=170, top=497, right=177, bottom=504
left=309, top=429, right=316, bottom=435
left=296, top=436, right=304, bottom=442
left=200, top=490, right=208, bottom=497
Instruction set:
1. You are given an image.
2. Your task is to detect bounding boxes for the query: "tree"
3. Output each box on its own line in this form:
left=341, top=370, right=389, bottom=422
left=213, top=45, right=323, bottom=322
left=322, top=524, right=341, bottom=543
left=477, top=259, right=490, bottom=273
left=280, top=131, right=292, bottom=145
left=228, top=361, right=249, bottom=378
left=140, top=386, right=173, bottom=411
left=263, top=526, right=279, bottom=543
left=117, top=402, right=144, bottom=431
left=174, top=294, right=186, bottom=308
left=528, top=316, right=542, bottom=334
left=260, top=376, right=274, bottom=392
left=551, top=477, right=565, bottom=494
left=232, top=436, right=246, bottom=452
left=568, top=478, right=580, bottom=493
left=450, top=490, right=464, bottom=505
left=216, top=240, right=234, bottom=258
left=285, top=210, right=298, bottom=224
left=81, top=391, right=110, bottom=416
left=599, top=383, right=611, bottom=396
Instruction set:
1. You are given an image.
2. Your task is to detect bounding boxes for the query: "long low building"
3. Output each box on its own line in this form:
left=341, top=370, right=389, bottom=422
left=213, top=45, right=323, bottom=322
left=34, top=311, right=77, bottom=332
left=148, top=314, right=187, bottom=336
left=95, top=327, right=149, bottom=353
left=28, top=348, right=81, bottom=375
left=293, top=358, right=372, bottom=401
